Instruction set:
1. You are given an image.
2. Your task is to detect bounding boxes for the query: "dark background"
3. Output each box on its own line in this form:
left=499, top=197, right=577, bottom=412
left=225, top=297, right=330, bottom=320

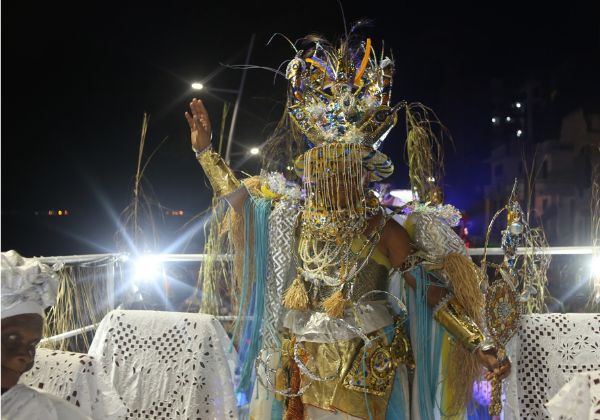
left=2, top=1, right=599, bottom=257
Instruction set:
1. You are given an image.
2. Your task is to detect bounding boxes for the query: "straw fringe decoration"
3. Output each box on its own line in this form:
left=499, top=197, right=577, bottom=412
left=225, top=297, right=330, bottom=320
left=427, top=252, right=484, bottom=414
left=115, top=113, right=169, bottom=255
left=43, top=257, right=123, bottom=352
left=444, top=254, right=484, bottom=414
left=198, top=200, right=230, bottom=315
left=447, top=344, right=482, bottom=415
left=404, top=103, right=449, bottom=204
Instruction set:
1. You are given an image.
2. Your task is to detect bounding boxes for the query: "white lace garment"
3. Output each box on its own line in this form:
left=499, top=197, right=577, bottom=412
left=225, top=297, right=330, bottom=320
left=2, top=384, right=92, bottom=420
left=505, top=313, right=600, bottom=419
left=545, top=370, right=600, bottom=420
left=19, top=347, right=126, bottom=419
left=88, top=310, right=238, bottom=420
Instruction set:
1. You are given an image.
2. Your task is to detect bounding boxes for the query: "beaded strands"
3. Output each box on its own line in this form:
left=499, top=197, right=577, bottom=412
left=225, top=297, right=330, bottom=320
left=297, top=144, right=376, bottom=317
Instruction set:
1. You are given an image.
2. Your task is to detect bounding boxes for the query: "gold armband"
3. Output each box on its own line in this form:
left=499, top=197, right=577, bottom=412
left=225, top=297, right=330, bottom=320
left=195, top=146, right=241, bottom=198
left=433, top=295, right=485, bottom=352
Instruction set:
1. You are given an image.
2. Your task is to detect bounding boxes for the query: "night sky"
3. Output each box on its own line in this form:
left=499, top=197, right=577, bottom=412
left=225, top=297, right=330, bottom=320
left=2, top=2, right=599, bottom=257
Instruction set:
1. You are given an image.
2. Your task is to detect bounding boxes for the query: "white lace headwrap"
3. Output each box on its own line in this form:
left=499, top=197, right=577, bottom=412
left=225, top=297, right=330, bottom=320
left=1, top=250, right=61, bottom=319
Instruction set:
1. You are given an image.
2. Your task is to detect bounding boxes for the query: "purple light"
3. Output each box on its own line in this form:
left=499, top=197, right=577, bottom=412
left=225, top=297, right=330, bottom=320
left=472, top=380, right=492, bottom=406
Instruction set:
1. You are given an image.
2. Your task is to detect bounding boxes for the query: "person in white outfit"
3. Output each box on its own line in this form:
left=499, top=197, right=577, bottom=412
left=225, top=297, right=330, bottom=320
left=1, top=250, right=91, bottom=420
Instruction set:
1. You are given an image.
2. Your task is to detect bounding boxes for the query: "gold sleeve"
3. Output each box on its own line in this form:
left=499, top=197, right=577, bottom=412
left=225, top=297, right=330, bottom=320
left=195, top=146, right=241, bottom=199
left=433, top=295, right=485, bottom=352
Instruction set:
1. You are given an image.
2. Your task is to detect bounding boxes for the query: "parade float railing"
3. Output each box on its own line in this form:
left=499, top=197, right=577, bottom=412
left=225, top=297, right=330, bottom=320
left=34, top=247, right=599, bottom=419
left=38, top=246, right=598, bottom=346
left=469, top=246, right=597, bottom=256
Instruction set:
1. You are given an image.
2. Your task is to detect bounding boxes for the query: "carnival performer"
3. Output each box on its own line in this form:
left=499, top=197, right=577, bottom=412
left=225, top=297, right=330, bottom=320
left=185, top=29, right=510, bottom=420
left=1, top=250, right=92, bottom=420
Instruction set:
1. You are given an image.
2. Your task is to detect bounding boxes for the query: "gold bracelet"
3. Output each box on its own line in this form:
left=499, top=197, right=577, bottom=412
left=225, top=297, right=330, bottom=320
left=196, top=145, right=241, bottom=198
left=433, top=295, right=485, bottom=352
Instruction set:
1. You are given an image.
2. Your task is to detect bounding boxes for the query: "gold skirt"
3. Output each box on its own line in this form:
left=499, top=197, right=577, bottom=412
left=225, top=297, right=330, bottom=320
left=282, top=321, right=413, bottom=420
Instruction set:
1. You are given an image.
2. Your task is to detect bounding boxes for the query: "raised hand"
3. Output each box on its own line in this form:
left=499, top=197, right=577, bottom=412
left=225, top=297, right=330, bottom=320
left=184, top=98, right=212, bottom=152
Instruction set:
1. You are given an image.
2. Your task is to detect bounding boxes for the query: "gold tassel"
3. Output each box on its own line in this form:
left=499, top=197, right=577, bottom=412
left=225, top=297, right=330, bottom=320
left=322, top=289, right=348, bottom=318
left=283, top=276, right=309, bottom=310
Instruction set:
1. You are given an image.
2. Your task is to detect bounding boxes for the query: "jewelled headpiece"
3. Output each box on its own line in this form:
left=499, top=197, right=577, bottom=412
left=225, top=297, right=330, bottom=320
left=286, top=37, right=399, bottom=181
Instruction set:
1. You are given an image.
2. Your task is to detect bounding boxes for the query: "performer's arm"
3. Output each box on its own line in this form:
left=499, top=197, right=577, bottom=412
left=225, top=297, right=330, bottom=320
left=381, top=219, right=448, bottom=304
left=185, top=98, right=246, bottom=209
left=382, top=218, right=510, bottom=379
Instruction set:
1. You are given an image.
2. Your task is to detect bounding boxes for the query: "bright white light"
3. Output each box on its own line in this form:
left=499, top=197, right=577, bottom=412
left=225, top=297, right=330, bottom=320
left=191, top=82, right=204, bottom=90
left=517, top=129, right=523, bottom=137
left=134, top=255, right=163, bottom=282
left=390, top=189, right=414, bottom=203
left=515, top=102, right=522, bottom=108
left=506, top=116, right=512, bottom=122
left=250, top=147, right=260, bottom=155
left=591, top=256, right=600, bottom=277
left=427, top=176, right=436, bottom=182
left=491, top=117, right=497, bottom=124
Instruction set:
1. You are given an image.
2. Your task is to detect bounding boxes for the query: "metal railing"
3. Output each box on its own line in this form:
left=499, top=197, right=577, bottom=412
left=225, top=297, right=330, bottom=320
left=39, top=247, right=598, bottom=343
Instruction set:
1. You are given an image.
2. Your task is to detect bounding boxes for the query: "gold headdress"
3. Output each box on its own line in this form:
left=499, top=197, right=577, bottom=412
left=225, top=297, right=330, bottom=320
left=287, top=36, right=398, bottom=182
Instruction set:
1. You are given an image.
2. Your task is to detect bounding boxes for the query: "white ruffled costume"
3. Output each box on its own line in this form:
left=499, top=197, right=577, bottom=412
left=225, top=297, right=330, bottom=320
left=2, top=384, right=92, bottom=420
left=1, top=250, right=91, bottom=420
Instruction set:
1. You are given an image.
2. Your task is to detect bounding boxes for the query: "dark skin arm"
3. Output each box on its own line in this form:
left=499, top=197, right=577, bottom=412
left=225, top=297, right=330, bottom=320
left=377, top=216, right=510, bottom=380
left=379, top=217, right=447, bottom=303
left=185, top=98, right=248, bottom=213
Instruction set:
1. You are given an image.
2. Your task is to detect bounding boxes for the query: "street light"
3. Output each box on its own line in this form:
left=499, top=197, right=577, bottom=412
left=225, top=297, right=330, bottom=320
left=190, top=34, right=256, bottom=165
left=190, top=83, right=238, bottom=94
left=591, top=255, right=600, bottom=277
left=133, top=254, right=163, bottom=283
left=250, top=147, right=260, bottom=155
